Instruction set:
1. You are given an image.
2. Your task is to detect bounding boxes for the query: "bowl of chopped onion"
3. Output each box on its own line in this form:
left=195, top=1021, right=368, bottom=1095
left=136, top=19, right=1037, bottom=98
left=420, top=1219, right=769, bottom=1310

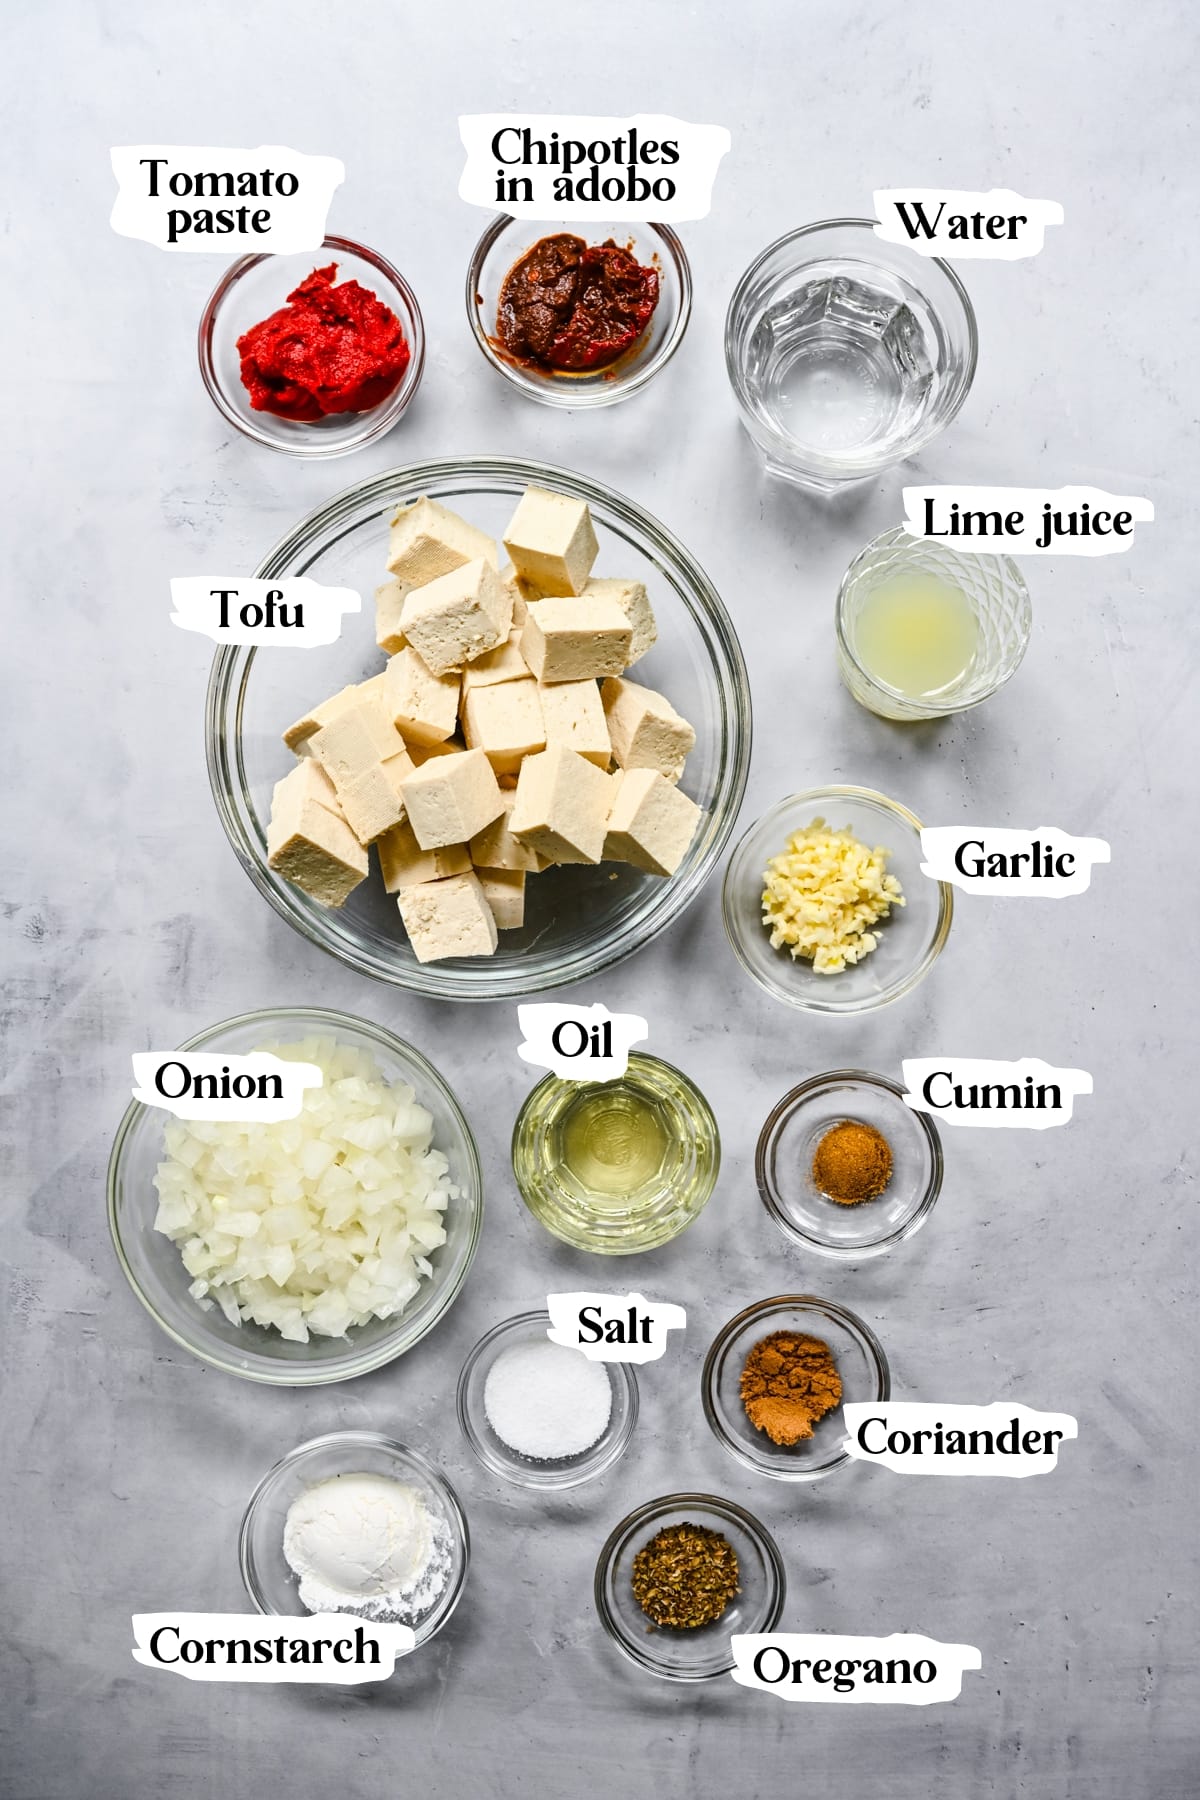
left=107, top=1008, right=482, bottom=1384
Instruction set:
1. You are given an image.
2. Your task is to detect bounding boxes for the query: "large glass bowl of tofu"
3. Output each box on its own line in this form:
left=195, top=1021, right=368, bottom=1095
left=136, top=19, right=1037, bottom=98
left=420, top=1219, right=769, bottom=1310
left=206, top=458, right=752, bottom=998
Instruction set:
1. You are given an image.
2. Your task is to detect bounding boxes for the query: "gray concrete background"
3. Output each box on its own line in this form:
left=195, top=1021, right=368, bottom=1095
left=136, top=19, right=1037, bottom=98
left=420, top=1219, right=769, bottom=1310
left=4, top=3, right=1197, bottom=1795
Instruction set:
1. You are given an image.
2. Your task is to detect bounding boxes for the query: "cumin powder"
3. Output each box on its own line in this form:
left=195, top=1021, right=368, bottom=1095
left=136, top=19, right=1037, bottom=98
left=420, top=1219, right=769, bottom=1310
left=812, top=1120, right=893, bottom=1205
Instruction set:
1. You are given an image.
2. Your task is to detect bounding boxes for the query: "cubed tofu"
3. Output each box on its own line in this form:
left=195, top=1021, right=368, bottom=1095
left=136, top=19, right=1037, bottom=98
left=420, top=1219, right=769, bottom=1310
left=267, top=793, right=368, bottom=907
left=271, top=758, right=343, bottom=819
left=386, top=496, right=498, bottom=585
left=400, top=558, right=513, bottom=676
left=383, top=646, right=461, bottom=747
left=408, top=735, right=466, bottom=766
left=401, top=748, right=505, bottom=850
left=539, top=678, right=611, bottom=768
left=461, top=677, right=546, bottom=776
left=521, top=597, right=632, bottom=684
left=476, top=867, right=526, bottom=930
left=583, top=576, right=657, bottom=665
left=377, top=820, right=472, bottom=893
left=308, top=698, right=407, bottom=788
left=469, top=793, right=545, bottom=872
left=502, top=487, right=599, bottom=597
left=509, top=745, right=612, bottom=865
left=461, top=629, right=529, bottom=691
left=283, top=683, right=360, bottom=753
left=603, top=769, right=701, bottom=877
left=375, top=578, right=410, bottom=655
left=601, top=676, right=696, bottom=782
left=499, top=564, right=531, bottom=626
left=338, top=750, right=416, bottom=846
left=397, top=872, right=498, bottom=962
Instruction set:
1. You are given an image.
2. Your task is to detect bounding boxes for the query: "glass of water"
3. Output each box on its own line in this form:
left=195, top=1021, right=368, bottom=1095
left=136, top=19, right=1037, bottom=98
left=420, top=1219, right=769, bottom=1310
left=724, top=220, right=977, bottom=492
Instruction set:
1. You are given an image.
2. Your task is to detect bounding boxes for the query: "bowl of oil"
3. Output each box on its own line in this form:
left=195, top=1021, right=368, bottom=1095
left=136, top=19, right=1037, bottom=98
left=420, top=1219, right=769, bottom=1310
left=511, top=1053, right=720, bottom=1254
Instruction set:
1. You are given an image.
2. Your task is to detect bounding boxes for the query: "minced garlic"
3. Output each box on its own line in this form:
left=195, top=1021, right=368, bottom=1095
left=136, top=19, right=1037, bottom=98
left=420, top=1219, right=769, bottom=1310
left=761, top=818, right=905, bottom=973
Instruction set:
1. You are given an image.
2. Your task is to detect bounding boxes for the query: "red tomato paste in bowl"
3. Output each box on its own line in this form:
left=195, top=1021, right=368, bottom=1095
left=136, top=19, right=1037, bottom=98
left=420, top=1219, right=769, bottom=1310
left=237, top=263, right=411, bottom=421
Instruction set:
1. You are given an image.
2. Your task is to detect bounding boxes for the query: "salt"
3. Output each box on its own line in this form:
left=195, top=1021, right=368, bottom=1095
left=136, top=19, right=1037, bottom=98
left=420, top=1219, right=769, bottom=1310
left=483, top=1339, right=613, bottom=1461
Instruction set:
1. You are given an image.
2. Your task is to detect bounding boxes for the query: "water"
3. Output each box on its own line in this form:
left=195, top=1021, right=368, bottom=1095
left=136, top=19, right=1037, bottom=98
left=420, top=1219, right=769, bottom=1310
left=744, top=264, right=936, bottom=462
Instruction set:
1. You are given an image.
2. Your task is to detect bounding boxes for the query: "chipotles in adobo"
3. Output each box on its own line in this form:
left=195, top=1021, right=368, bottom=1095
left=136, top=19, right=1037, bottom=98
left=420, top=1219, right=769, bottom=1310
left=496, top=233, right=659, bottom=373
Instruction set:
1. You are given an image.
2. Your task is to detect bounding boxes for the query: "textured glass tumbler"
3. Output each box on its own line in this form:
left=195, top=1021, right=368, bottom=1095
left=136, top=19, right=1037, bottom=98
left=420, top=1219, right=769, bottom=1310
left=836, top=528, right=1032, bottom=721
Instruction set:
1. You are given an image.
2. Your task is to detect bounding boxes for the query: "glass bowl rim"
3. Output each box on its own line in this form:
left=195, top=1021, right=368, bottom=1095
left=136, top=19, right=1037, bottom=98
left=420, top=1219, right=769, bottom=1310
left=700, top=1293, right=891, bottom=1481
left=721, top=785, right=954, bottom=1013
left=593, top=1489, right=787, bottom=1680
left=456, top=1307, right=640, bottom=1489
left=465, top=215, right=694, bottom=407
left=197, top=233, right=427, bottom=458
left=206, top=455, right=752, bottom=999
left=238, top=1428, right=470, bottom=1642
left=754, top=1068, right=945, bottom=1258
left=106, top=1005, right=484, bottom=1385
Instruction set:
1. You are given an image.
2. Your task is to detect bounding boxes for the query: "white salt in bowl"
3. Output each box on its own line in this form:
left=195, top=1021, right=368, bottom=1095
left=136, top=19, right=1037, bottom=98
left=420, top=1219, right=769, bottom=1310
left=457, top=1309, right=639, bottom=1490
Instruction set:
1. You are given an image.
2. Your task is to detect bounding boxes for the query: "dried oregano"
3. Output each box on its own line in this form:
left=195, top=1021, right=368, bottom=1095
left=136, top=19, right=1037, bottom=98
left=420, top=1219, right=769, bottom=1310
left=631, top=1522, right=740, bottom=1629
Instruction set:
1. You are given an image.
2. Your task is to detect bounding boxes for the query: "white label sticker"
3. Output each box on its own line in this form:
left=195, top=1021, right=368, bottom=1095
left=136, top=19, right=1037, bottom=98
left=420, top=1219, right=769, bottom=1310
left=902, top=484, right=1153, bottom=554
left=842, top=1402, right=1078, bottom=1477
left=458, top=114, right=730, bottom=221
left=517, top=1003, right=648, bottom=1081
left=920, top=827, right=1110, bottom=897
left=131, top=1052, right=322, bottom=1121
left=131, top=1613, right=412, bottom=1683
left=732, top=1633, right=982, bottom=1704
left=546, top=1291, right=686, bottom=1364
left=902, top=1057, right=1092, bottom=1129
left=873, top=188, right=1063, bottom=258
left=110, top=144, right=344, bottom=252
left=170, top=577, right=361, bottom=648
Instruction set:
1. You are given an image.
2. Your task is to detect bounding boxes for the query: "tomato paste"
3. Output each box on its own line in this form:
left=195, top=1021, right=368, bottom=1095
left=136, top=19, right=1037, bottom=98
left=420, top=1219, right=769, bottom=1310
left=236, top=263, right=410, bottom=421
left=496, top=234, right=659, bottom=373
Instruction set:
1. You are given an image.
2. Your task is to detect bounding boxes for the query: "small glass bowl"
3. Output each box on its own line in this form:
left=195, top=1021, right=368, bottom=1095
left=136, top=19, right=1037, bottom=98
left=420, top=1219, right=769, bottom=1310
left=722, top=786, right=953, bottom=1014
left=240, top=1432, right=468, bottom=1647
left=466, top=216, right=692, bottom=407
left=511, top=1053, right=720, bottom=1254
left=837, top=528, right=1032, bottom=721
left=198, top=235, right=425, bottom=457
left=107, top=1008, right=482, bottom=1384
left=594, top=1493, right=785, bottom=1681
left=457, top=1310, right=639, bottom=1490
left=702, top=1295, right=889, bottom=1482
left=756, top=1071, right=944, bottom=1258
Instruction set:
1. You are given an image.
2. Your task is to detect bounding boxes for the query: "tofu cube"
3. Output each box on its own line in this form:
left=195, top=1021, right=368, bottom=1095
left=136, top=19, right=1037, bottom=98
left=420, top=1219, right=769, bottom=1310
left=476, top=867, right=526, bottom=930
left=400, top=558, right=513, bottom=676
left=338, top=750, right=415, bottom=846
left=407, top=735, right=466, bottom=766
left=377, top=820, right=472, bottom=893
left=521, top=597, right=632, bottom=684
left=386, top=496, right=498, bottom=585
left=383, top=646, right=460, bottom=747
left=283, top=683, right=359, bottom=753
left=271, top=758, right=342, bottom=819
left=601, top=677, right=696, bottom=782
left=461, top=629, right=529, bottom=691
left=509, top=745, right=612, bottom=865
left=375, top=578, right=410, bottom=655
left=401, top=748, right=505, bottom=850
left=397, top=872, right=498, bottom=962
left=308, top=697, right=407, bottom=789
left=603, top=769, right=701, bottom=877
left=539, top=678, right=611, bottom=769
left=502, top=487, right=599, bottom=597
left=583, top=576, right=657, bottom=665
left=499, top=564, right=531, bottom=626
left=469, top=793, right=546, bottom=872
left=267, top=792, right=368, bottom=907
left=461, top=677, right=546, bottom=776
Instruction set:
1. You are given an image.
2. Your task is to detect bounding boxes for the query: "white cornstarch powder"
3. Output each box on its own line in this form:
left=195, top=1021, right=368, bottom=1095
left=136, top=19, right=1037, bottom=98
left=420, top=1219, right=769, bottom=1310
left=483, top=1339, right=613, bottom=1460
left=282, top=1472, right=451, bottom=1624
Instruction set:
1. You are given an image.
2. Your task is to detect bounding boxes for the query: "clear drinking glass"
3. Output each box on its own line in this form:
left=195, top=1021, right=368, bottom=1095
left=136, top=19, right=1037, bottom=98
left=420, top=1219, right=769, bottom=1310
left=836, top=527, right=1032, bottom=721
left=724, top=220, right=977, bottom=491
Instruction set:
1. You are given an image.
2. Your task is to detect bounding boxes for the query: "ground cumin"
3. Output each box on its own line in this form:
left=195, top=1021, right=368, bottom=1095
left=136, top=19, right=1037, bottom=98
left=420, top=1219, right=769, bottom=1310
left=739, top=1330, right=843, bottom=1446
left=812, top=1120, right=893, bottom=1205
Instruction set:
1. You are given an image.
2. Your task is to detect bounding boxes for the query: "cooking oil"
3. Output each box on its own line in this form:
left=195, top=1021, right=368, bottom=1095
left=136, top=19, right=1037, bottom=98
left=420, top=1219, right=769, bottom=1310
left=560, top=1086, right=669, bottom=1199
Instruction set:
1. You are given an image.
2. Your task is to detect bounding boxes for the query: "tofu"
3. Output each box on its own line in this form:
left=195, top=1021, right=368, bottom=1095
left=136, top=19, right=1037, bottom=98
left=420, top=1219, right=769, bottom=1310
left=539, top=678, right=611, bottom=769
left=377, top=820, right=472, bottom=893
left=461, top=629, right=529, bottom=691
left=499, top=564, right=531, bottom=626
left=461, top=677, right=546, bottom=776
left=386, top=496, right=498, bottom=586
left=383, top=646, right=461, bottom=747
left=583, top=577, right=657, bottom=665
left=338, top=750, right=415, bottom=846
left=283, top=684, right=360, bottom=753
left=267, top=792, right=368, bottom=908
left=476, top=867, right=526, bottom=930
left=401, top=748, right=505, bottom=850
left=271, top=758, right=342, bottom=819
left=397, top=872, right=498, bottom=962
left=408, top=735, right=466, bottom=766
left=400, top=558, right=513, bottom=676
left=603, top=769, right=701, bottom=877
left=503, top=487, right=599, bottom=597
left=601, top=677, right=696, bottom=782
left=521, top=597, right=632, bottom=684
left=375, top=578, right=410, bottom=655
left=308, top=698, right=407, bottom=789
left=509, top=745, right=612, bottom=865
left=468, top=793, right=545, bottom=872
